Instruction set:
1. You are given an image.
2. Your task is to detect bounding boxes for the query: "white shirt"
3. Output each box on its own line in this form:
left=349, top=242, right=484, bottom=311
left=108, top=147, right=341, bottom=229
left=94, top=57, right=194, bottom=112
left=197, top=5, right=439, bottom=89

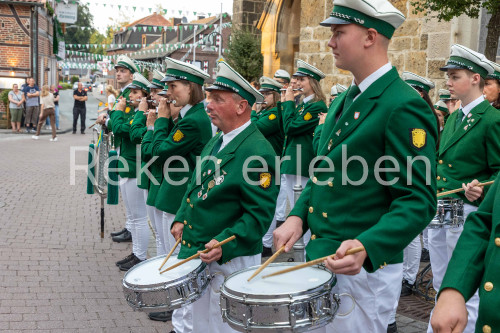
left=351, top=63, right=392, bottom=101
left=459, top=95, right=484, bottom=120
left=303, top=94, right=315, bottom=104
left=179, top=104, right=192, bottom=119
left=216, top=120, right=252, bottom=153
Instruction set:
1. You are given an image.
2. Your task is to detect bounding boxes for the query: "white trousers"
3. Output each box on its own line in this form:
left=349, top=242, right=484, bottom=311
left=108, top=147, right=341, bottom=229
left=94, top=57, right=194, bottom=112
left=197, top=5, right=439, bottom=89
left=403, top=235, right=421, bottom=285
left=144, top=191, right=165, bottom=256
left=162, top=211, right=192, bottom=333
left=422, top=228, right=429, bottom=250
left=263, top=174, right=311, bottom=248
left=427, top=203, right=479, bottom=333
left=118, top=177, right=150, bottom=260
left=192, top=254, right=261, bottom=333
left=311, top=264, right=403, bottom=333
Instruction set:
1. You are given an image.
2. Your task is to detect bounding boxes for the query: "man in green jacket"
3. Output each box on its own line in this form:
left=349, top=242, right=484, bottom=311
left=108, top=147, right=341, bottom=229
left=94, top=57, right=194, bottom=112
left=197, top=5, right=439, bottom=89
left=170, top=61, right=279, bottom=333
left=274, top=0, right=437, bottom=331
left=427, top=44, right=500, bottom=333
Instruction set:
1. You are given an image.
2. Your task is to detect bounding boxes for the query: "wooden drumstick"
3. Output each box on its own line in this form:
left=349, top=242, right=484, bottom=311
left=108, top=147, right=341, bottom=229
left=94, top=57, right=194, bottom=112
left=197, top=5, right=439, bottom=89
left=437, top=180, right=494, bottom=198
left=247, top=246, right=285, bottom=282
left=158, top=238, right=181, bottom=271
left=262, top=246, right=365, bottom=279
left=160, top=235, right=236, bottom=274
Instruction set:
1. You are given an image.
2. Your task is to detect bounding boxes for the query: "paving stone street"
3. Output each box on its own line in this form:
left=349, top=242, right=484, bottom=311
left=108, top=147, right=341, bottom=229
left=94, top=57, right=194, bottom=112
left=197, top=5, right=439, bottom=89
left=0, top=90, right=431, bottom=332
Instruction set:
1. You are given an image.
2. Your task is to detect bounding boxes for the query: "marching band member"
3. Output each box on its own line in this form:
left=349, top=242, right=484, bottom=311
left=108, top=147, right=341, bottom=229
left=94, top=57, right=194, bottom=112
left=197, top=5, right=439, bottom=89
left=274, top=69, right=291, bottom=87
left=434, top=100, right=449, bottom=132
left=99, top=73, right=153, bottom=271
left=276, top=59, right=327, bottom=249
left=438, top=88, right=459, bottom=117
left=329, top=83, right=347, bottom=104
left=274, top=1, right=438, bottom=332
left=427, top=44, right=500, bottom=333
left=252, top=76, right=285, bottom=256
left=484, top=60, right=500, bottom=109
left=148, top=57, right=212, bottom=329
left=108, top=55, right=140, bottom=243
left=170, top=61, right=278, bottom=333
left=431, top=177, right=500, bottom=333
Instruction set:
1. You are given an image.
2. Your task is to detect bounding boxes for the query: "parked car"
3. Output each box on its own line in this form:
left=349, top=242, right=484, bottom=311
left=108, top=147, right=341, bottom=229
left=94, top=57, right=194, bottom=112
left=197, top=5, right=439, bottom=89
left=83, top=82, right=93, bottom=92
left=72, top=82, right=79, bottom=90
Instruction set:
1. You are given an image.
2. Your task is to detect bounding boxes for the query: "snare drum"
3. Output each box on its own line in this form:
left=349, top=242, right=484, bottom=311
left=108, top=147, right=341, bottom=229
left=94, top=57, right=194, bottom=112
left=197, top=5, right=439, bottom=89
left=220, top=263, right=339, bottom=332
left=428, top=198, right=464, bottom=229
left=122, top=254, right=210, bottom=312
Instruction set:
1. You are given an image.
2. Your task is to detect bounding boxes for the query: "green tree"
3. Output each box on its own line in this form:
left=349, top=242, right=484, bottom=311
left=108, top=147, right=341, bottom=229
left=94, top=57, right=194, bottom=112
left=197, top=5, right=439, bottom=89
left=411, top=0, right=500, bottom=61
left=64, top=3, right=96, bottom=46
left=225, top=28, right=263, bottom=82
left=89, top=27, right=113, bottom=55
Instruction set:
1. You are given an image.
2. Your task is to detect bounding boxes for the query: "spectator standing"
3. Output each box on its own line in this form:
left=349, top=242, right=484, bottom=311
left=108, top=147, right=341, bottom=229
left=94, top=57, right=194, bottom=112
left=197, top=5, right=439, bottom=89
left=8, top=83, right=25, bottom=133
left=73, top=82, right=88, bottom=134
left=32, top=85, right=57, bottom=141
left=22, top=78, right=40, bottom=133
left=45, top=85, right=60, bottom=130
left=97, top=85, right=118, bottom=113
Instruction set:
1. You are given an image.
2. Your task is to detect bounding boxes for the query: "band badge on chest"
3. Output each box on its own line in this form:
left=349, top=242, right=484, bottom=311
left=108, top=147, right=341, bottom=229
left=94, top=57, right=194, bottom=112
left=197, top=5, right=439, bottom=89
left=303, top=112, right=312, bottom=121
left=173, top=129, right=185, bottom=142
left=259, top=172, right=272, bottom=189
left=268, top=114, right=276, bottom=120
left=410, top=128, right=427, bottom=150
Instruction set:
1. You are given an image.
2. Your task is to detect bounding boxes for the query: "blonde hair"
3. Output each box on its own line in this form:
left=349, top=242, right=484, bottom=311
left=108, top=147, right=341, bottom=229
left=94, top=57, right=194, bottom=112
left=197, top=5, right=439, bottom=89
left=265, top=91, right=280, bottom=110
left=106, top=85, right=118, bottom=97
left=300, top=77, right=326, bottom=104
left=41, top=85, right=50, bottom=97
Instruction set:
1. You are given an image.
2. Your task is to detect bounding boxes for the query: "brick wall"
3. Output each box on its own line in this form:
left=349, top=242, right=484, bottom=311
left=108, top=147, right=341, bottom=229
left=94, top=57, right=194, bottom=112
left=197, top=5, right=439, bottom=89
left=0, top=4, right=31, bottom=74
left=233, top=0, right=266, bottom=31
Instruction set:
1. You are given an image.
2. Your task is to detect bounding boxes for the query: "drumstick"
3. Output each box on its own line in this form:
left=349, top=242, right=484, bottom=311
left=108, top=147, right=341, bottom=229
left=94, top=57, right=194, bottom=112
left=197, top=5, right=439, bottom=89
left=437, top=180, right=495, bottom=198
left=262, top=246, right=365, bottom=279
left=158, top=238, right=181, bottom=271
left=160, top=235, right=236, bottom=274
left=247, top=246, right=285, bottom=282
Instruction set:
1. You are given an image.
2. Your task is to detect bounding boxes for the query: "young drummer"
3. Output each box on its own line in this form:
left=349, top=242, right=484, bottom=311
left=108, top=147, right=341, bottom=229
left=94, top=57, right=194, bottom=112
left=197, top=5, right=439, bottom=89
left=427, top=44, right=500, bottom=333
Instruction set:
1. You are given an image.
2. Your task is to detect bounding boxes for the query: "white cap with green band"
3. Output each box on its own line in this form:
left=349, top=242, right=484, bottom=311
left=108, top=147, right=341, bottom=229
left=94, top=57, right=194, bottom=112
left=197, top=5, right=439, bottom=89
left=434, top=100, right=449, bottom=114
left=438, top=89, right=452, bottom=100
left=440, top=44, right=494, bottom=79
left=149, top=70, right=166, bottom=89
left=274, top=69, right=291, bottom=82
left=401, top=71, right=435, bottom=93
left=293, top=59, right=326, bottom=82
left=206, top=61, right=264, bottom=105
left=486, top=60, right=500, bottom=81
left=128, top=72, right=151, bottom=94
left=320, top=0, right=406, bottom=39
left=114, top=55, right=139, bottom=74
left=259, top=76, right=283, bottom=93
left=331, top=83, right=347, bottom=96
left=162, top=57, right=210, bottom=85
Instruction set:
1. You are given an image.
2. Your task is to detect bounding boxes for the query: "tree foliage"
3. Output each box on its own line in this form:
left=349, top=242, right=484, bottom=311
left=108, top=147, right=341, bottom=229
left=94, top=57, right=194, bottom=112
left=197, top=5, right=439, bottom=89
left=63, top=3, right=96, bottom=46
left=225, top=28, right=263, bottom=82
left=89, top=28, right=114, bottom=56
left=411, top=0, right=500, bottom=60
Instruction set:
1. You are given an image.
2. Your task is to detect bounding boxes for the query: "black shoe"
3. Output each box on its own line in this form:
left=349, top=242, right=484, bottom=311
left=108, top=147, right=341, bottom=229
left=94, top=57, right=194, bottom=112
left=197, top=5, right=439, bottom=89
left=420, top=248, right=430, bottom=262
left=118, top=255, right=143, bottom=271
left=147, top=311, right=173, bottom=322
left=81, top=131, right=85, bottom=135
left=72, top=131, right=76, bottom=134
left=112, top=230, right=132, bottom=242
left=400, top=279, right=414, bottom=297
left=262, top=246, right=273, bottom=258
left=111, top=228, right=127, bottom=237
left=116, top=252, right=135, bottom=267
left=387, top=321, right=398, bottom=333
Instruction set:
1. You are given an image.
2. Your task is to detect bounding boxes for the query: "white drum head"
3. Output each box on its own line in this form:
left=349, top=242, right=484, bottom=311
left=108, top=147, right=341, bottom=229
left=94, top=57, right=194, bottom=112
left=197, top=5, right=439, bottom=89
left=124, top=255, right=202, bottom=286
left=225, top=264, right=332, bottom=295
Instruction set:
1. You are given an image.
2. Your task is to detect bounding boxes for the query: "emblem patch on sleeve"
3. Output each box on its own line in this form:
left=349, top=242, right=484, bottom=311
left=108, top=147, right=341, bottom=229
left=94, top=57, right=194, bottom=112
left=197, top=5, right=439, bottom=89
left=410, top=128, right=427, bottom=150
left=173, top=129, right=185, bottom=142
left=303, top=112, right=312, bottom=121
left=129, top=119, right=133, bottom=125
left=268, top=114, right=277, bottom=120
left=259, top=172, right=272, bottom=189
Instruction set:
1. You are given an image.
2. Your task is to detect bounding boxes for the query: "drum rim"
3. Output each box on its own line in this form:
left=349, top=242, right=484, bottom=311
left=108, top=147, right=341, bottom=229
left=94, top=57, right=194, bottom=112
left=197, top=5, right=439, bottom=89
left=220, top=263, right=336, bottom=301
left=122, top=254, right=207, bottom=289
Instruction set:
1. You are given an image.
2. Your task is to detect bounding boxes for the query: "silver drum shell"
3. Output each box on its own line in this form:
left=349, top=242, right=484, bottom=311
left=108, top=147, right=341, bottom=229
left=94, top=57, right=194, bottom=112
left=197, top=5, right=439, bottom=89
left=122, top=255, right=210, bottom=313
left=428, top=198, right=464, bottom=229
left=220, top=263, right=339, bottom=332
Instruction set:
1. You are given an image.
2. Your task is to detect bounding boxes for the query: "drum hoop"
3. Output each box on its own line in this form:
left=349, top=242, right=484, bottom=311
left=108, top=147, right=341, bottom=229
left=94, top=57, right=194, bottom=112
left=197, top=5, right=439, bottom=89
left=122, top=254, right=208, bottom=289
left=221, top=263, right=336, bottom=301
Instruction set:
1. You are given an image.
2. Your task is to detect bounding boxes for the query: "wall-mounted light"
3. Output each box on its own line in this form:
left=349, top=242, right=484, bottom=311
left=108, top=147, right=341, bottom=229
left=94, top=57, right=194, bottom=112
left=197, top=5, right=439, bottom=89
left=10, top=68, right=15, bottom=76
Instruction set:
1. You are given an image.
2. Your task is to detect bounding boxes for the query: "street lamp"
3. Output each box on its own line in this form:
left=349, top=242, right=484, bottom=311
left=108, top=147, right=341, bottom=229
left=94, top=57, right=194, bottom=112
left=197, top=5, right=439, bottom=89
left=202, top=31, right=223, bottom=58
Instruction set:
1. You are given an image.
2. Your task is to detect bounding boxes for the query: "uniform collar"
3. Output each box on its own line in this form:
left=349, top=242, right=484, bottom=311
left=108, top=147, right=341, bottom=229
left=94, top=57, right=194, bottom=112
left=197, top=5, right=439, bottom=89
left=179, top=104, right=192, bottom=119
left=220, top=120, right=252, bottom=151
left=303, top=94, right=315, bottom=104
left=460, top=95, right=485, bottom=118
left=352, top=62, right=392, bottom=100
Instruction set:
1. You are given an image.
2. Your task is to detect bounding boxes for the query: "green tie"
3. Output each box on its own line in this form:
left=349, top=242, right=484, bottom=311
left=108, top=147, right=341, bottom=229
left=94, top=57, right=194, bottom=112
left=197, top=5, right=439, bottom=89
left=454, top=109, right=464, bottom=131
left=344, top=85, right=361, bottom=111
left=211, top=135, right=223, bottom=156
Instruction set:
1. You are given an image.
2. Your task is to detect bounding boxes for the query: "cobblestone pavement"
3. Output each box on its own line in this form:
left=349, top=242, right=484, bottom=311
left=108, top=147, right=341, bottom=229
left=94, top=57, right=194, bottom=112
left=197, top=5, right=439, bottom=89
left=0, top=90, right=431, bottom=332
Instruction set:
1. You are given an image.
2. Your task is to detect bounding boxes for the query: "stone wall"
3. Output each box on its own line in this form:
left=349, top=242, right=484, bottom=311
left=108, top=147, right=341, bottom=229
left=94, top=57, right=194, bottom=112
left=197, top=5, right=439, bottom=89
left=296, top=0, right=480, bottom=102
left=233, top=0, right=267, bottom=32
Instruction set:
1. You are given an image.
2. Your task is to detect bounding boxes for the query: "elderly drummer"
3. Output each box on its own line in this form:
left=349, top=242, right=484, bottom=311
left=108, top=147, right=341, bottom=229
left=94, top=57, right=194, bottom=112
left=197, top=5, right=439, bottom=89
left=274, top=0, right=438, bottom=332
left=427, top=44, right=500, bottom=333
left=170, top=61, right=279, bottom=333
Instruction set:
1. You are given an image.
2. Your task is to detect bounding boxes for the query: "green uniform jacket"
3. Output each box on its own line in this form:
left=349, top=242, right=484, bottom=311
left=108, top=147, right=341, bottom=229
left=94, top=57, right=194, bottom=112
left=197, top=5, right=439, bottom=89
left=251, top=107, right=284, bottom=155
left=312, top=95, right=346, bottom=154
left=290, top=67, right=438, bottom=272
left=140, top=128, right=163, bottom=207
left=130, top=111, right=149, bottom=190
left=174, top=123, right=279, bottom=264
left=152, top=103, right=212, bottom=215
left=440, top=177, right=500, bottom=332
left=107, top=89, right=130, bottom=148
left=280, top=99, right=327, bottom=177
left=436, top=100, right=500, bottom=205
left=109, top=104, right=138, bottom=179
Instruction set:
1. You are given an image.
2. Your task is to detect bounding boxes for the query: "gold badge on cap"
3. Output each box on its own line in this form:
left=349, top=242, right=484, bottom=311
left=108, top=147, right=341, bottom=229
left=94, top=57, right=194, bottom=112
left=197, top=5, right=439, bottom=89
left=173, top=129, right=185, bottom=142
left=303, top=112, right=312, bottom=121
left=268, top=114, right=277, bottom=120
left=259, top=172, right=272, bottom=189
left=410, top=128, right=427, bottom=150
